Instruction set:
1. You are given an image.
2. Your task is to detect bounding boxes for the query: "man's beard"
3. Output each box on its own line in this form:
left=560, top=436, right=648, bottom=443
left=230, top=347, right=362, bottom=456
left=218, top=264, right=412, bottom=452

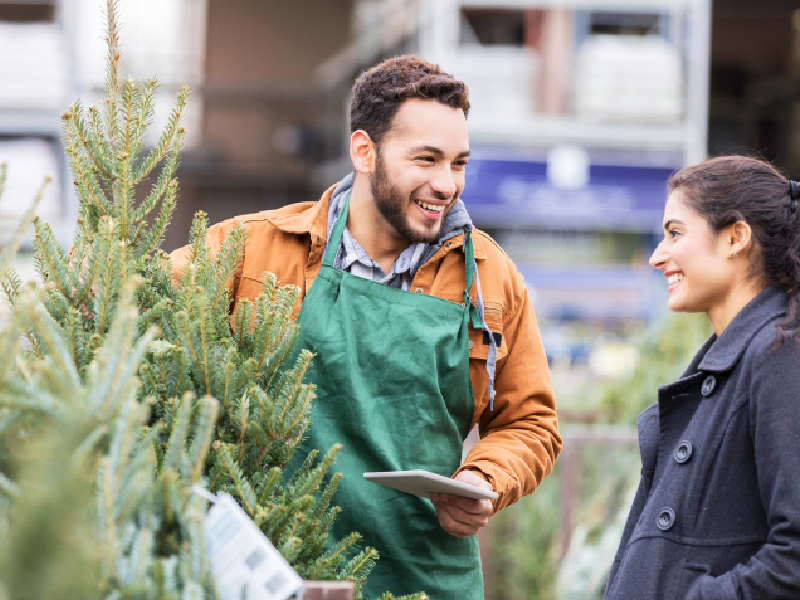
left=370, top=151, right=448, bottom=244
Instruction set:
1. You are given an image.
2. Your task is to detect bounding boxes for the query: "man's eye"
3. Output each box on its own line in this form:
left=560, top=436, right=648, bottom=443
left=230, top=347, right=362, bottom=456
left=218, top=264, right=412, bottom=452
left=416, top=156, right=435, bottom=162
left=453, top=160, right=468, bottom=169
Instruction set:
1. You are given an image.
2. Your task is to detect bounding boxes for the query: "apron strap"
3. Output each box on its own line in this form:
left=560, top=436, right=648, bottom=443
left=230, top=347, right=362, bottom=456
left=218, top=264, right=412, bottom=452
left=322, top=194, right=350, bottom=267
left=462, top=232, right=483, bottom=330
left=462, top=231, right=498, bottom=410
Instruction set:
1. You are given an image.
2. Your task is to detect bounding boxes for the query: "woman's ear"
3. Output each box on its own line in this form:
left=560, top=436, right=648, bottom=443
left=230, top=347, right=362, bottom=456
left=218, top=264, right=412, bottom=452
left=350, top=130, right=375, bottom=175
left=726, top=220, right=753, bottom=258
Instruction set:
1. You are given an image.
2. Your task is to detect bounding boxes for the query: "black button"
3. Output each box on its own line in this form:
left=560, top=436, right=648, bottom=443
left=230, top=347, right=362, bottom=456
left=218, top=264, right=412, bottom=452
left=701, top=375, right=717, bottom=396
left=674, top=440, right=693, bottom=464
left=657, top=507, right=676, bottom=531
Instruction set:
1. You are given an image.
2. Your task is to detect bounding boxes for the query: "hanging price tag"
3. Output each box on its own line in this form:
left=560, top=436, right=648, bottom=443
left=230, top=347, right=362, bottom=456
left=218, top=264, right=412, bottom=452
left=201, top=489, right=303, bottom=600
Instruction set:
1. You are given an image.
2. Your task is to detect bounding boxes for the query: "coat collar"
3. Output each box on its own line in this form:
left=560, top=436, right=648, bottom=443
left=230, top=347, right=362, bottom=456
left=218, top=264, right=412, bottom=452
left=266, top=180, right=487, bottom=259
left=696, top=284, right=788, bottom=373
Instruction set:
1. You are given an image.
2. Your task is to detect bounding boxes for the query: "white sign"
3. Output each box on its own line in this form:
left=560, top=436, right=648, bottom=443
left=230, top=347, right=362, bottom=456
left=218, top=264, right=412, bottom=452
left=203, top=491, right=303, bottom=600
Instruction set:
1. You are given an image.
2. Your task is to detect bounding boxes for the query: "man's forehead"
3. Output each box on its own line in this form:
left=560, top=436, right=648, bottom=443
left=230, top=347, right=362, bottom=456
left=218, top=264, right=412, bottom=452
left=384, top=100, right=469, bottom=146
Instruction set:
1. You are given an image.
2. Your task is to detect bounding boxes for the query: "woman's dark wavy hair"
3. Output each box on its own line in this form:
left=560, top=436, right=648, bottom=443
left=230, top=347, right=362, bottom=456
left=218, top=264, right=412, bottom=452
left=668, top=155, right=800, bottom=343
left=349, top=54, right=470, bottom=147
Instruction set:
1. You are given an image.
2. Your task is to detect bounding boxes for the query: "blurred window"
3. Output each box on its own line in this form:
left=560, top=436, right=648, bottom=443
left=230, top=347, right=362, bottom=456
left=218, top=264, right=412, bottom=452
left=588, top=12, right=666, bottom=38
left=460, top=9, right=525, bottom=46
left=0, top=3, right=55, bottom=23
left=0, top=137, right=62, bottom=243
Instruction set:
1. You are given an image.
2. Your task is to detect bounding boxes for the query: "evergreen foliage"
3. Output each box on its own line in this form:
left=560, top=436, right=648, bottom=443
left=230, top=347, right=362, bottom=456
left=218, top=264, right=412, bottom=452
left=0, top=2, right=424, bottom=599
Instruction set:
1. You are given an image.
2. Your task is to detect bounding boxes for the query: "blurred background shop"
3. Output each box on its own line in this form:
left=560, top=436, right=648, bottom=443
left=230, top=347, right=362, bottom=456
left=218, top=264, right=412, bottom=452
left=1, top=0, right=799, bottom=597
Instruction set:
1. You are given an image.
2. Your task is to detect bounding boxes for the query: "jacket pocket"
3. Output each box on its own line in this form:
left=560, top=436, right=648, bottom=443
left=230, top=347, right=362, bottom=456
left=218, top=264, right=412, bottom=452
left=468, top=302, right=506, bottom=361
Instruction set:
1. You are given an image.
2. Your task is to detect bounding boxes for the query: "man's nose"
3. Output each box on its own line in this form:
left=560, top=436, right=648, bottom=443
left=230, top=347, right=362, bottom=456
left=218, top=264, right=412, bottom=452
left=431, top=166, right=458, bottom=198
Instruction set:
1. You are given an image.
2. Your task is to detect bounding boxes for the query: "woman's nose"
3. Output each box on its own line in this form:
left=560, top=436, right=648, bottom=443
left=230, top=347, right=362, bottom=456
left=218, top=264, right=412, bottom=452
left=649, top=241, right=668, bottom=270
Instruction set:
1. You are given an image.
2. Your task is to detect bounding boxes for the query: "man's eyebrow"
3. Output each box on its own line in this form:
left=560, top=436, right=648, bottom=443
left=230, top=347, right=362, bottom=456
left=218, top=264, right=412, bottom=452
left=663, top=219, right=685, bottom=230
left=409, top=146, right=471, bottom=159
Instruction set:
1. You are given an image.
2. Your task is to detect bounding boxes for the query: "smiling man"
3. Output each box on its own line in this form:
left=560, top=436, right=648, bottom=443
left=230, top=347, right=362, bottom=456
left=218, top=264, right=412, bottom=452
left=171, top=55, right=561, bottom=599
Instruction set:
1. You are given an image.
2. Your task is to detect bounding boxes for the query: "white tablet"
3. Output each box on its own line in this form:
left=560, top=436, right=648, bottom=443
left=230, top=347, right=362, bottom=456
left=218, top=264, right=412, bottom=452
left=362, top=469, right=498, bottom=500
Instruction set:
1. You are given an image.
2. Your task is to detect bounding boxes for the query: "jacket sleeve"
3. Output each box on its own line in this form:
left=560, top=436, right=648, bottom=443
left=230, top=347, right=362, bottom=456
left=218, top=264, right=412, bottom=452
left=458, top=278, right=561, bottom=513
left=688, top=337, right=800, bottom=600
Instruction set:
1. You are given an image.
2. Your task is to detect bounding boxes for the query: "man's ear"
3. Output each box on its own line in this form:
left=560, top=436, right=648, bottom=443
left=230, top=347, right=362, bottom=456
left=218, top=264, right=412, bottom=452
left=350, top=130, right=375, bottom=175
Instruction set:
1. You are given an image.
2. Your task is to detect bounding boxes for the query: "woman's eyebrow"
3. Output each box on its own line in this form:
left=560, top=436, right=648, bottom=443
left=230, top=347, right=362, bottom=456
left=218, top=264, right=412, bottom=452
left=663, top=219, right=685, bottom=231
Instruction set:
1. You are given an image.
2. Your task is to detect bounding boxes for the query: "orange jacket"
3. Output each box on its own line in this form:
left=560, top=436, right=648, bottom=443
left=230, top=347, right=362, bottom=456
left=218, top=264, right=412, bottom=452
left=171, top=183, right=561, bottom=512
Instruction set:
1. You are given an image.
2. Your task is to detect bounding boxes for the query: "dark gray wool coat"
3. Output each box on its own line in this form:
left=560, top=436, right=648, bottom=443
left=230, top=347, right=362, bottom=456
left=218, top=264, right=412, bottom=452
left=605, top=284, right=800, bottom=600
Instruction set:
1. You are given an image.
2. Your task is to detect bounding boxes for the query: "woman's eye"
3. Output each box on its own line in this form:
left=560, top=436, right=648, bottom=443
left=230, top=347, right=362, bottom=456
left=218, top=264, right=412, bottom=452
left=669, top=229, right=681, bottom=239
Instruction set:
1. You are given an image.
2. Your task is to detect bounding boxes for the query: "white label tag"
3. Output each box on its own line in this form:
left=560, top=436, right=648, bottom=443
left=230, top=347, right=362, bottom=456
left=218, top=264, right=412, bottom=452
left=203, top=492, right=303, bottom=600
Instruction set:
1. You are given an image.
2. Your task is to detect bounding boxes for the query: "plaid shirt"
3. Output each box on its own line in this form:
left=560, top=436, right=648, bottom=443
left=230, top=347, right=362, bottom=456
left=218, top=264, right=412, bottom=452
left=338, top=228, right=426, bottom=291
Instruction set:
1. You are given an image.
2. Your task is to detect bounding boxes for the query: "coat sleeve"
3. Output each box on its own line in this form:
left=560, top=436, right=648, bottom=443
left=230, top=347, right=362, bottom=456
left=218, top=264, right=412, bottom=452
left=688, top=336, right=800, bottom=600
left=458, top=277, right=562, bottom=513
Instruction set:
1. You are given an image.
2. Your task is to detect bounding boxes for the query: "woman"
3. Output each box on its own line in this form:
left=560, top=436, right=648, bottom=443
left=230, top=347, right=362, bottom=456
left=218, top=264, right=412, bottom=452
left=605, top=155, right=800, bottom=600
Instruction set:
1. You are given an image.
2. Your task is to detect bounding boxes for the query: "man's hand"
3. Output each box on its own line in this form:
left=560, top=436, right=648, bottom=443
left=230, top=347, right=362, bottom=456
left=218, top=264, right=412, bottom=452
left=430, top=470, right=494, bottom=538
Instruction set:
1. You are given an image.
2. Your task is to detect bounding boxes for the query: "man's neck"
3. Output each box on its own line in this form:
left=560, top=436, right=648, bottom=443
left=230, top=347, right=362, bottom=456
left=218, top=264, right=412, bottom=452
left=346, top=177, right=411, bottom=273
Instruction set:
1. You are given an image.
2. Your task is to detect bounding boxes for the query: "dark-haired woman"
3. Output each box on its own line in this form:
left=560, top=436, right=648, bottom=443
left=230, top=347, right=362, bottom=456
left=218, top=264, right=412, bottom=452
left=605, top=155, right=800, bottom=600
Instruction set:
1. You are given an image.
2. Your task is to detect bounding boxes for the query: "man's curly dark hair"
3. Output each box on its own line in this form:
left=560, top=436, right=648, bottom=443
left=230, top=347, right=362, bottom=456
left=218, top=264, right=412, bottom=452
left=349, top=55, right=470, bottom=147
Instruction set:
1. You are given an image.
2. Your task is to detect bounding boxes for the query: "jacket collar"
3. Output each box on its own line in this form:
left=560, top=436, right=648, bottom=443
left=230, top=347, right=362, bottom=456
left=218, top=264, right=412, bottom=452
left=266, top=180, right=487, bottom=259
left=697, top=284, right=789, bottom=373
left=266, top=182, right=335, bottom=241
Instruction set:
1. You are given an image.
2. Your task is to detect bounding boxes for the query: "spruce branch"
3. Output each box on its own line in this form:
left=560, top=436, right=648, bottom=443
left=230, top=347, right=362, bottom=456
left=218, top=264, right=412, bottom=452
left=188, top=396, right=218, bottom=483
left=72, top=103, right=114, bottom=181
left=163, top=391, right=193, bottom=475
left=217, top=442, right=257, bottom=517
left=103, top=0, right=122, bottom=148
left=132, top=176, right=178, bottom=269
left=339, top=547, right=379, bottom=591
left=1, top=266, right=22, bottom=308
left=133, top=86, right=189, bottom=185
left=32, top=217, right=71, bottom=296
left=62, top=106, right=112, bottom=213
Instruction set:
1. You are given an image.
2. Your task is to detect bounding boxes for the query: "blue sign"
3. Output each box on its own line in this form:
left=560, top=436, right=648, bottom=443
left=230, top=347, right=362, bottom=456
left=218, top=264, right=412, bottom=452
left=463, top=157, right=677, bottom=232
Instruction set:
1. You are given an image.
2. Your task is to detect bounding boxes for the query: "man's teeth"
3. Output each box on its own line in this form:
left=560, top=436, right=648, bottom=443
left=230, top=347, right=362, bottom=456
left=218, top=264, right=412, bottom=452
left=668, top=274, right=683, bottom=285
left=417, top=201, right=444, bottom=213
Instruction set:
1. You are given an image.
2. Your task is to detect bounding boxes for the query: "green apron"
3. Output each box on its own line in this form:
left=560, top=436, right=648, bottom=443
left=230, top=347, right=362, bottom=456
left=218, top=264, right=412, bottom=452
left=292, top=196, right=483, bottom=599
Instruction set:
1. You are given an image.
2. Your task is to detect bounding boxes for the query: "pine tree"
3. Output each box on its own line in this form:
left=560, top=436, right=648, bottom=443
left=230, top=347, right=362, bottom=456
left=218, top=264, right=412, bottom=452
left=0, top=2, right=424, bottom=598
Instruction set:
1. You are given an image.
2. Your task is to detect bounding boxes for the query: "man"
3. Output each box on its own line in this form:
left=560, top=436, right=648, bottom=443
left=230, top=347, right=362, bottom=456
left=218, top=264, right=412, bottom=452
left=172, top=55, right=560, bottom=599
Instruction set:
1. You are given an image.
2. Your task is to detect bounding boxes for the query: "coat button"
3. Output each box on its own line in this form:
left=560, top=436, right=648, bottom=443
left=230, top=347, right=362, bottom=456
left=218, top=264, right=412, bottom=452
left=674, top=440, right=693, bottom=464
left=414, top=287, right=424, bottom=293
left=468, top=340, right=474, bottom=350
left=657, top=507, right=676, bottom=531
left=701, top=375, right=717, bottom=396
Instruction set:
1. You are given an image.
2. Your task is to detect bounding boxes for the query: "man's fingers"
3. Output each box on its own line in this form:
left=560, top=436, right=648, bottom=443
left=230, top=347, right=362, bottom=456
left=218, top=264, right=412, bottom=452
left=436, top=507, right=480, bottom=538
left=431, top=471, right=495, bottom=537
left=440, top=495, right=487, bottom=514
left=433, top=497, right=491, bottom=537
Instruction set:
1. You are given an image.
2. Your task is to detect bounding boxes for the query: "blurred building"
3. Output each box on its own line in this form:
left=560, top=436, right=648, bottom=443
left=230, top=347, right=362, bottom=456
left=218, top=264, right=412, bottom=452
left=2, top=0, right=799, bottom=382
left=0, top=0, right=354, bottom=249
left=709, top=0, right=800, bottom=173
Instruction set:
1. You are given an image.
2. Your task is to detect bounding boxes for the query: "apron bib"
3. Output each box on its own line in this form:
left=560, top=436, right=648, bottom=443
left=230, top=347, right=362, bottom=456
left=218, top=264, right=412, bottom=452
left=291, top=196, right=483, bottom=599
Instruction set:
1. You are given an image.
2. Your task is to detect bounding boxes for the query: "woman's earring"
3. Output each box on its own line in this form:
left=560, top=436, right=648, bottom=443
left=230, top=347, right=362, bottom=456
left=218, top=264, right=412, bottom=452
left=729, top=251, right=738, bottom=258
